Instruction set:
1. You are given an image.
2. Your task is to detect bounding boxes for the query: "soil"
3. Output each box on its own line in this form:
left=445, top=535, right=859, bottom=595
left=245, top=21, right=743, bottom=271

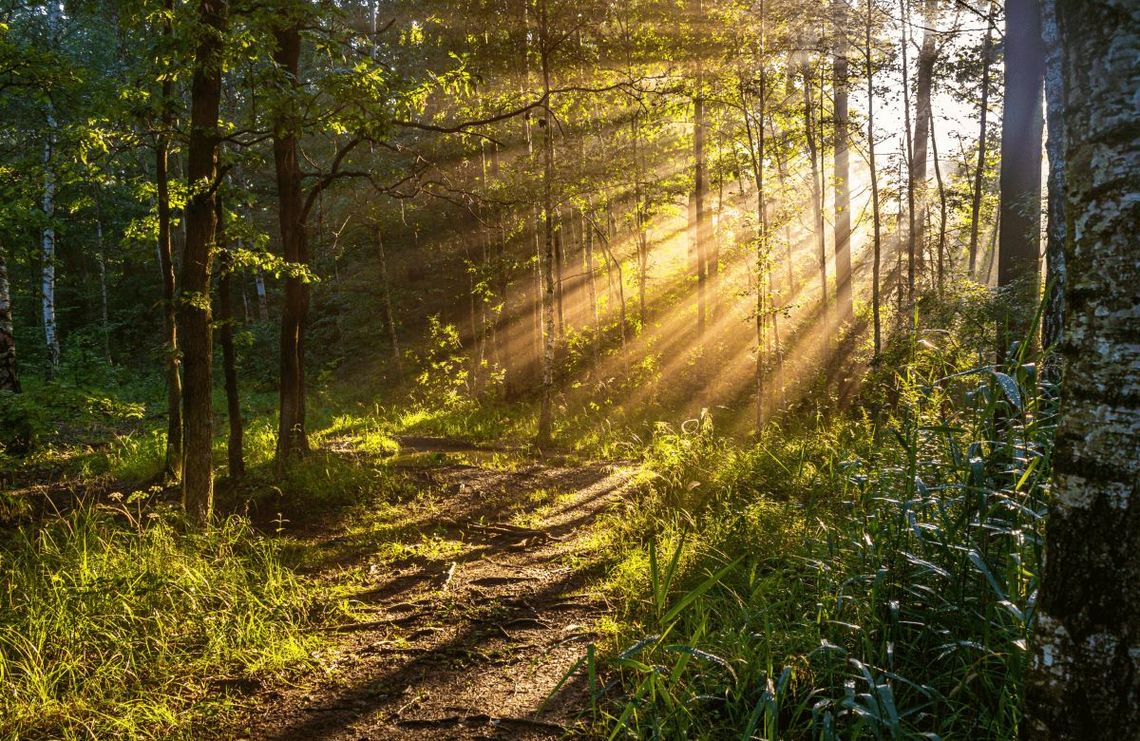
left=237, top=438, right=635, bottom=740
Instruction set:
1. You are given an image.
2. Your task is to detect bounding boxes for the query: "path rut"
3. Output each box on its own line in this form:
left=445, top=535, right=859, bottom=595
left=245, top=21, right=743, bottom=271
left=241, top=442, right=634, bottom=740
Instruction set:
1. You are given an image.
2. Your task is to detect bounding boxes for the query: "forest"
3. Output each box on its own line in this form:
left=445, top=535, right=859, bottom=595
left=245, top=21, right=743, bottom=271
left=0, top=0, right=1136, bottom=737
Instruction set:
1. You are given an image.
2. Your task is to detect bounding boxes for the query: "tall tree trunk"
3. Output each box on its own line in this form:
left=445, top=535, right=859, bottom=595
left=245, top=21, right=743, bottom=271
left=899, top=0, right=917, bottom=315
left=536, top=0, right=556, bottom=447
left=996, top=0, right=1044, bottom=362
left=1040, top=0, right=1066, bottom=386
left=801, top=57, right=827, bottom=318
left=968, top=4, right=994, bottom=276
left=930, top=108, right=948, bottom=295
left=867, top=0, right=882, bottom=358
left=93, top=191, right=111, bottom=362
left=376, top=225, right=402, bottom=377
left=694, top=64, right=708, bottom=341
left=216, top=196, right=243, bottom=479
left=554, top=214, right=565, bottom=337
left=1023, top=4, right=1140, bottom=736
left=179, top=0, right=226, bottom=525
left=0, top=244, right=18, bottom=392
left=632, top=113, right=649, bottom=328
left=911, top=0, right=937, bottom=278
left=742, top=54, right=768, bottom=432
left=272, top=24, right=311, bottom=465
left=833, top=0, right=852, bottom=324
left=156, top=5, right=183, bottom=479
left=41, top=0, right=61, bottom=378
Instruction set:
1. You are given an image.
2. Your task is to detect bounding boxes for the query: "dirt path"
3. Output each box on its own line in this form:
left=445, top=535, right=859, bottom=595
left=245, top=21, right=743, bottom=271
left=240, top=440, right=634, bottom=740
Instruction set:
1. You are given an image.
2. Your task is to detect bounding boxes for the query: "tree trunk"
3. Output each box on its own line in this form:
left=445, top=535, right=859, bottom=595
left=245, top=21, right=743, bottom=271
left=1023, top=4, right=1140, bottom=736
left=536, top=0, right=556, bottom=447
left=554, top=213, right=565, bottom=337
left=254, top=270, right=269, bottom=321
left=272, top=24, right=311, bottom=465
left=93, top=191, right=111, bottom=363
left=833, top=0, right=852, bottom=324
left=968, top=4, right=994, bottom=276
left=216, top=196, right=244, bottom=479
left=929, top=108, right=948, bottom=295
left=179, top=0, right=226, bottom=525
left=802, top=57, right=827, bottom=317
left=376, top=225, right=402, bottom=377
left=694, top=80, right=708, bottom=341
left=156, top=9, right=183, bottom=479
left=996, top=0, right=1044, bottom=362
left=0, top=243, right=18, bottom=392
left=911, top=0, right=937, bottom=277
left=899, top=0, right=917, bottom=314
left=632, top=113, right=649, bottom=328
left=867, top=0, right=882, bottom=358
left=1040, top=0, right=1066, bottom=386
left=41, top=0, right=61, bottom=378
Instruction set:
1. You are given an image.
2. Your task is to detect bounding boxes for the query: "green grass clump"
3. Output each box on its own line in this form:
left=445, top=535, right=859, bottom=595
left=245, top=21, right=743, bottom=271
left=0, top=503, right=329, bottom=740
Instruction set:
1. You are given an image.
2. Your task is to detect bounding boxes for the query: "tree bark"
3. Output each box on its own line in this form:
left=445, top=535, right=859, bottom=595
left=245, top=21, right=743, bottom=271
left=866, top=0, right=882, bottom=358
left=996, top=0, right=1044, bottom=362
left=376, top=225, right=402, bottom=377
left=929, top=108, right=948, bottom=294
left=179, top=0, right=226, bottom=525
left=911, top=0, right=937, bottom=278
left=0, top=243, right=18, bottom=393
left=272, top=24, right=311, bottom=465
left=536, top=0, right=556, bottom=447
left=216, top=196, right=244, bottom=479
left=968, top=4, right=994, bottom=276
left=157, top=33, right=185, bottom=476
left=833, top=0, right=852, bottom=324
left=1023, top=3, right=1140, bottom=736
left=41, top=0, right=61, bottom=378
left=254, top=270, right=269, bottom=321
left=694, top=57, right=708, bottom=341
left=1040, top=0, right=1066, bottom=385
left=802, top=57, right=827, bottom=317
left=899, top=0, right=917, bottom=315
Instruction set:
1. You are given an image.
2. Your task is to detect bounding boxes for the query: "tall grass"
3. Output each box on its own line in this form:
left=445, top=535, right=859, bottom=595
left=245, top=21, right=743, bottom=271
left=594, top=312, right=1053, bottom=738
left=0, top=501, right=328, bottom=740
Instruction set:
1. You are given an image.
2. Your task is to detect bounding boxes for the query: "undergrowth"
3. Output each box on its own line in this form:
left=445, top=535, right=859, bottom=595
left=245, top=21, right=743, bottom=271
left=0, top=500, right=331, bottom=740
left=592, top=298, right=1053, bottom=739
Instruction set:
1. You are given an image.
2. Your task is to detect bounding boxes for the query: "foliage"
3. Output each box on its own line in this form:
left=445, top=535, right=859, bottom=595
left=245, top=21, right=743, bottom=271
left=590, top=308, right=1052, bottom=739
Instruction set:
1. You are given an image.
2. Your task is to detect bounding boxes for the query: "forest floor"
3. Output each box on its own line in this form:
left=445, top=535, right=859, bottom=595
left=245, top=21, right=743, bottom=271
left=238, top=437, right=635, bottom=740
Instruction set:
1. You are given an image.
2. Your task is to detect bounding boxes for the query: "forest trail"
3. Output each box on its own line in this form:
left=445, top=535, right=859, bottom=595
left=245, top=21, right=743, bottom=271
left=241, top=438, right=635, bottom=740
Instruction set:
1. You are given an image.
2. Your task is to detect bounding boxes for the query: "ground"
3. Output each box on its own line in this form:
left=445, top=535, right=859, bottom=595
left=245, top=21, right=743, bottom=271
left=239, top=437, right=635, bottom=740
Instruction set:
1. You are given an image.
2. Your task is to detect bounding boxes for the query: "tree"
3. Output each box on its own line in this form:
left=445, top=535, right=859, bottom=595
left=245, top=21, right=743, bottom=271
left=41, top=0, right=62, bottom=377
left=967, top=1, right=995, bottom=276
left=866, top=0, right=882, bottom=358
left=179, top=0, right=228, bottom=525
left=1023, top=2, right=1140, bottom=736
left=155, top=0, right=183, bottom=481
left=1040, top=0, right=1065, bottom=384
left=0, top=243, right=16, bottom=392
left=270, top=18, right=310, bottom=465
left=216, top=194, right=244, bottom=479
left=995, top=0, right=1044, bottom=361
left=833, top=0, right=852, bottom=324
left=535, top=0, right=557, bottom=447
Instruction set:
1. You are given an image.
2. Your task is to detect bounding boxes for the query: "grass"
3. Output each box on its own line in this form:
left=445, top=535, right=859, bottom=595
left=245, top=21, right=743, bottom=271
left=0, top=501, right=332, bottom=740
left=583, top=293, right=1053, bottom=739
left=0, top=285, right=1054, bottom=739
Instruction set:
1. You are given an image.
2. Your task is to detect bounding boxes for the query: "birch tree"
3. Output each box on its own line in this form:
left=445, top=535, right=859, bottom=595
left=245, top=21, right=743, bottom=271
left=1023, top=2, right=1140, bottom=736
